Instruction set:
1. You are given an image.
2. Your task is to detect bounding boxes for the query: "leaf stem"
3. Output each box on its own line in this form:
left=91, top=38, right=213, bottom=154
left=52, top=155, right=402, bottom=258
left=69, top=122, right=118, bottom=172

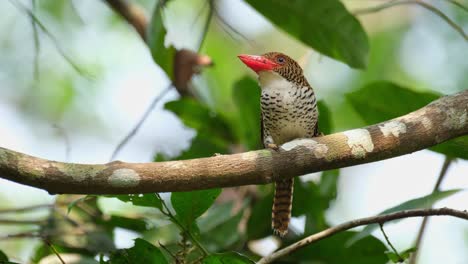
left=379, top=223, right=403, bottom=262
left=155, top=194, right=209, bottom=256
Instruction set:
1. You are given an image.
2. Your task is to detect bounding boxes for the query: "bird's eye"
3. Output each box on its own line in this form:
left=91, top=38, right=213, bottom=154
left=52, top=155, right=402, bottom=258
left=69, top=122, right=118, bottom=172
left=276, top=57, right=285, bottom=63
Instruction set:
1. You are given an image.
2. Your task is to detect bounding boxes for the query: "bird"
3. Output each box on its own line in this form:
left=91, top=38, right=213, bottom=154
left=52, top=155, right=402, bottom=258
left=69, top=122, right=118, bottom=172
left=238, top=52, right=319, bottom=237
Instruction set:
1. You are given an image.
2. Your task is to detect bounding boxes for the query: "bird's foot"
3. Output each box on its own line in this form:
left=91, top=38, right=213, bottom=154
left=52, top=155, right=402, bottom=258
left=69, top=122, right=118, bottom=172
left=266, top=143, right=279, bottom=151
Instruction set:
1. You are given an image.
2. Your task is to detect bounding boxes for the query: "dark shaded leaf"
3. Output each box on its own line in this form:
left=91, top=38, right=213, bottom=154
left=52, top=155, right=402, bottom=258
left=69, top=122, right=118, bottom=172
left=0, top=250, right=8, bottom=261
left=147, top=1, right=177, bottom=80
left=202, top=252, right=254, bottom=264
left=106, top=215, right=149, bottom=232
left=347, top=81, right=468, bottom=159
left=349, top=189, right=461, bottom=245
left=247, top=191, right=273, bottom=239
left=232, top=77, right=262, bottom=150
left=319, top=169, right=339, bottom=201
left=171, top=189, right=222, bottom=230
left=244, top=0, right=369, bottom=68
left=317, top=100, right=333, bottom=134
left=290, top=231, right=387, bottom=264
left=112, top=194, right=163, bottom=210
left=156, top=132, right=229, bottom=161
left=106, top=238, right=168, bottom=264
left=165, top=98, right=233, bottom=144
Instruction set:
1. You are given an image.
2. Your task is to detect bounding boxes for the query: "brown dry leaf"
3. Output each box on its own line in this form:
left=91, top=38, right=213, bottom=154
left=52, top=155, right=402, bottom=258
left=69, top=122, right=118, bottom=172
left=173, top=49, right=213, bottom=97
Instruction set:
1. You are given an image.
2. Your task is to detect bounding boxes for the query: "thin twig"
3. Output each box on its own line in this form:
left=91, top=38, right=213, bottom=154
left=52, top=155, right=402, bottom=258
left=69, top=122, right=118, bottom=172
left=0, top=219, right=45, bottom=225
left=353, top=0, right=467, bottom=41
left=197, top=0, right=213, bottom=51
left=409, top=157, right=453, bottom=264
left=8, top=0, right=91, bottom=78
left=213, top=6, right=256, bottom=47
left=31, top=0, right=40, bottom=82
left=109, top=83, right=173, bottom=161
left=53, top=124, right=72, bottom=161
left=379, top=223, right=403, bottom=262
left=0, top=204, right=53, bottom=214
left=44, top=240, right=66, bottom=264
left=156, top=193, right=209, bottom=256
left=445, top=0, right=468, bottom=13
left=258, top=208, right=468, bottom=264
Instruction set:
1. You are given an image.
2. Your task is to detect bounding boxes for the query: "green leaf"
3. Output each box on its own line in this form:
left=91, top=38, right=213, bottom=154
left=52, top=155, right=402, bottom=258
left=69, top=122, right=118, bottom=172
left=155, top=132, right=229, bottom=161
left=106, top=238, right=168, bottom=264
left=244, top=0, right=369, bottom=68
left=202, top=252, right=254, bottom=264
left=349, top=189, right=461, bottom=245
left=290, top=231, right=387, bottom=264
left=165, top=98, right=233, bottom=143
left=171, top=189, right=222, bottom=229
left=106, top=215, right=149, bottom=232
left=317, top=100, right=333, bottom=134
left=147, top=1, right=177, bottom=80
left=319, top=169, right=339, bottom=200
left=0, top=250, right=8, bottom=261
left=232, top=77, right=262, bottom=150
left=111, top=194, right=163, bottom=210
left=201, top=209, right=245, bottom=251
left=247, top=191, right=273, bottom=239
left=347, top=81, right=468, bottom=159
left=385, top=247, right=416, bottom=263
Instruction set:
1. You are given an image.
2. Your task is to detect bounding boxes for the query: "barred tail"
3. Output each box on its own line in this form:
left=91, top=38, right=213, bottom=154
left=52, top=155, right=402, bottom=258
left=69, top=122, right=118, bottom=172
left=272, top=178, right=294, bottom=237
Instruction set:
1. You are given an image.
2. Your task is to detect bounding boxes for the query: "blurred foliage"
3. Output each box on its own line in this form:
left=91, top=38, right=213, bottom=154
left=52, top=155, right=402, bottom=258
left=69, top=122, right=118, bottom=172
left=1, top=0, right=467, bottom=263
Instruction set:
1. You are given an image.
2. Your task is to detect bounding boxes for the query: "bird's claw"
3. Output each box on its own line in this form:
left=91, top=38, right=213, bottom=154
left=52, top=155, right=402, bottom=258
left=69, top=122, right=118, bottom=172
left=267, top=143, right=279, bottom=151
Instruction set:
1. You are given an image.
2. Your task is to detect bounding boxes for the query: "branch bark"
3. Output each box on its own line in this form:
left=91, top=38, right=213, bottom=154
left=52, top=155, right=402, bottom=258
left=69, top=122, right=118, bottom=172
left=257, top=207, right=468, bottom=264
left=0, top=91, right=467, bottom=194
left=104, top=0, right=148, bottom=40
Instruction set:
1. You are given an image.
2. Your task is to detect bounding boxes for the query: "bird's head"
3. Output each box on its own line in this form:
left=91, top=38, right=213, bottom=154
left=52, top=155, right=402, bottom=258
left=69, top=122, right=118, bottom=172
left=238, top=52, right=304, bottom=85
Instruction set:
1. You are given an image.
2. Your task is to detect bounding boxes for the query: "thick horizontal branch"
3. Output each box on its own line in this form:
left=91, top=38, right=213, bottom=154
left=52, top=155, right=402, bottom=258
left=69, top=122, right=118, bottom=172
left=258, top=207, right=468, bottom=264
left=0, top=91, right=467, bottom=194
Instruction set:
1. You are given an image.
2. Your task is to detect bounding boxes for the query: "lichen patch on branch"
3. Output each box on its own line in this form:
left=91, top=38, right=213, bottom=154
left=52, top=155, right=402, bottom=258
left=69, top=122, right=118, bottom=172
left=108, top=168, right=141, bottom=187
left=379, top=121, right=407, bottom=137
left=343, top=129, right=374, bottom=158
left=443, top=108, right=467, bottom=130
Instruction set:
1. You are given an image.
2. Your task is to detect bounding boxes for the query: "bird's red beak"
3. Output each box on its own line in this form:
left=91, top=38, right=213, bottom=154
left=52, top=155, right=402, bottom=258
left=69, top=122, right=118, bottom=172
left=238, top=54, right=278, bottom=73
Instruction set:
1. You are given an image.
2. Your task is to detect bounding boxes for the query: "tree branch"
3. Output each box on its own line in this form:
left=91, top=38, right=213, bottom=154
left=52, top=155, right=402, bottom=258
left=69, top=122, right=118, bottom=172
left=258, top=208, right=468, bottom=264
left=0, top=91, right=467, bottom=194
left=104, top=0, right=148, bottom=40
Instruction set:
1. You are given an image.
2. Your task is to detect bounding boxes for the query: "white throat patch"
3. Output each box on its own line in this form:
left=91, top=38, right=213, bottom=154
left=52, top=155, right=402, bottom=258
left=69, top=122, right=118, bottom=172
left=258, top=71, right=294, bottom=92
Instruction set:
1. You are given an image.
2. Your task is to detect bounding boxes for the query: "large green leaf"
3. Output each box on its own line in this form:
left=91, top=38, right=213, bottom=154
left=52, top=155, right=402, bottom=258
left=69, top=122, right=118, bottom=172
left=147, top=1, right=177, bottom=80
left=317, top=100, right=333, bottom=134
left=106, top=215, right=149, bottom=232
left=244, top=0, right=369, bottom=68
left=246, top=191, right=273, bottom=239
left=347, top=81, right=468, bottom=159
left=106, top=238, right=168, bottom=264
left=202, top=252, right=254, bottom=264
left=165, top=98, right=233, bottom=144
left=348, top=189, right=461, bottom=245
left=290, top=231, right=387, bottom=264
left=232, top=77, right=262, bottom=150
left=171, top=189, right=222, bottom=230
